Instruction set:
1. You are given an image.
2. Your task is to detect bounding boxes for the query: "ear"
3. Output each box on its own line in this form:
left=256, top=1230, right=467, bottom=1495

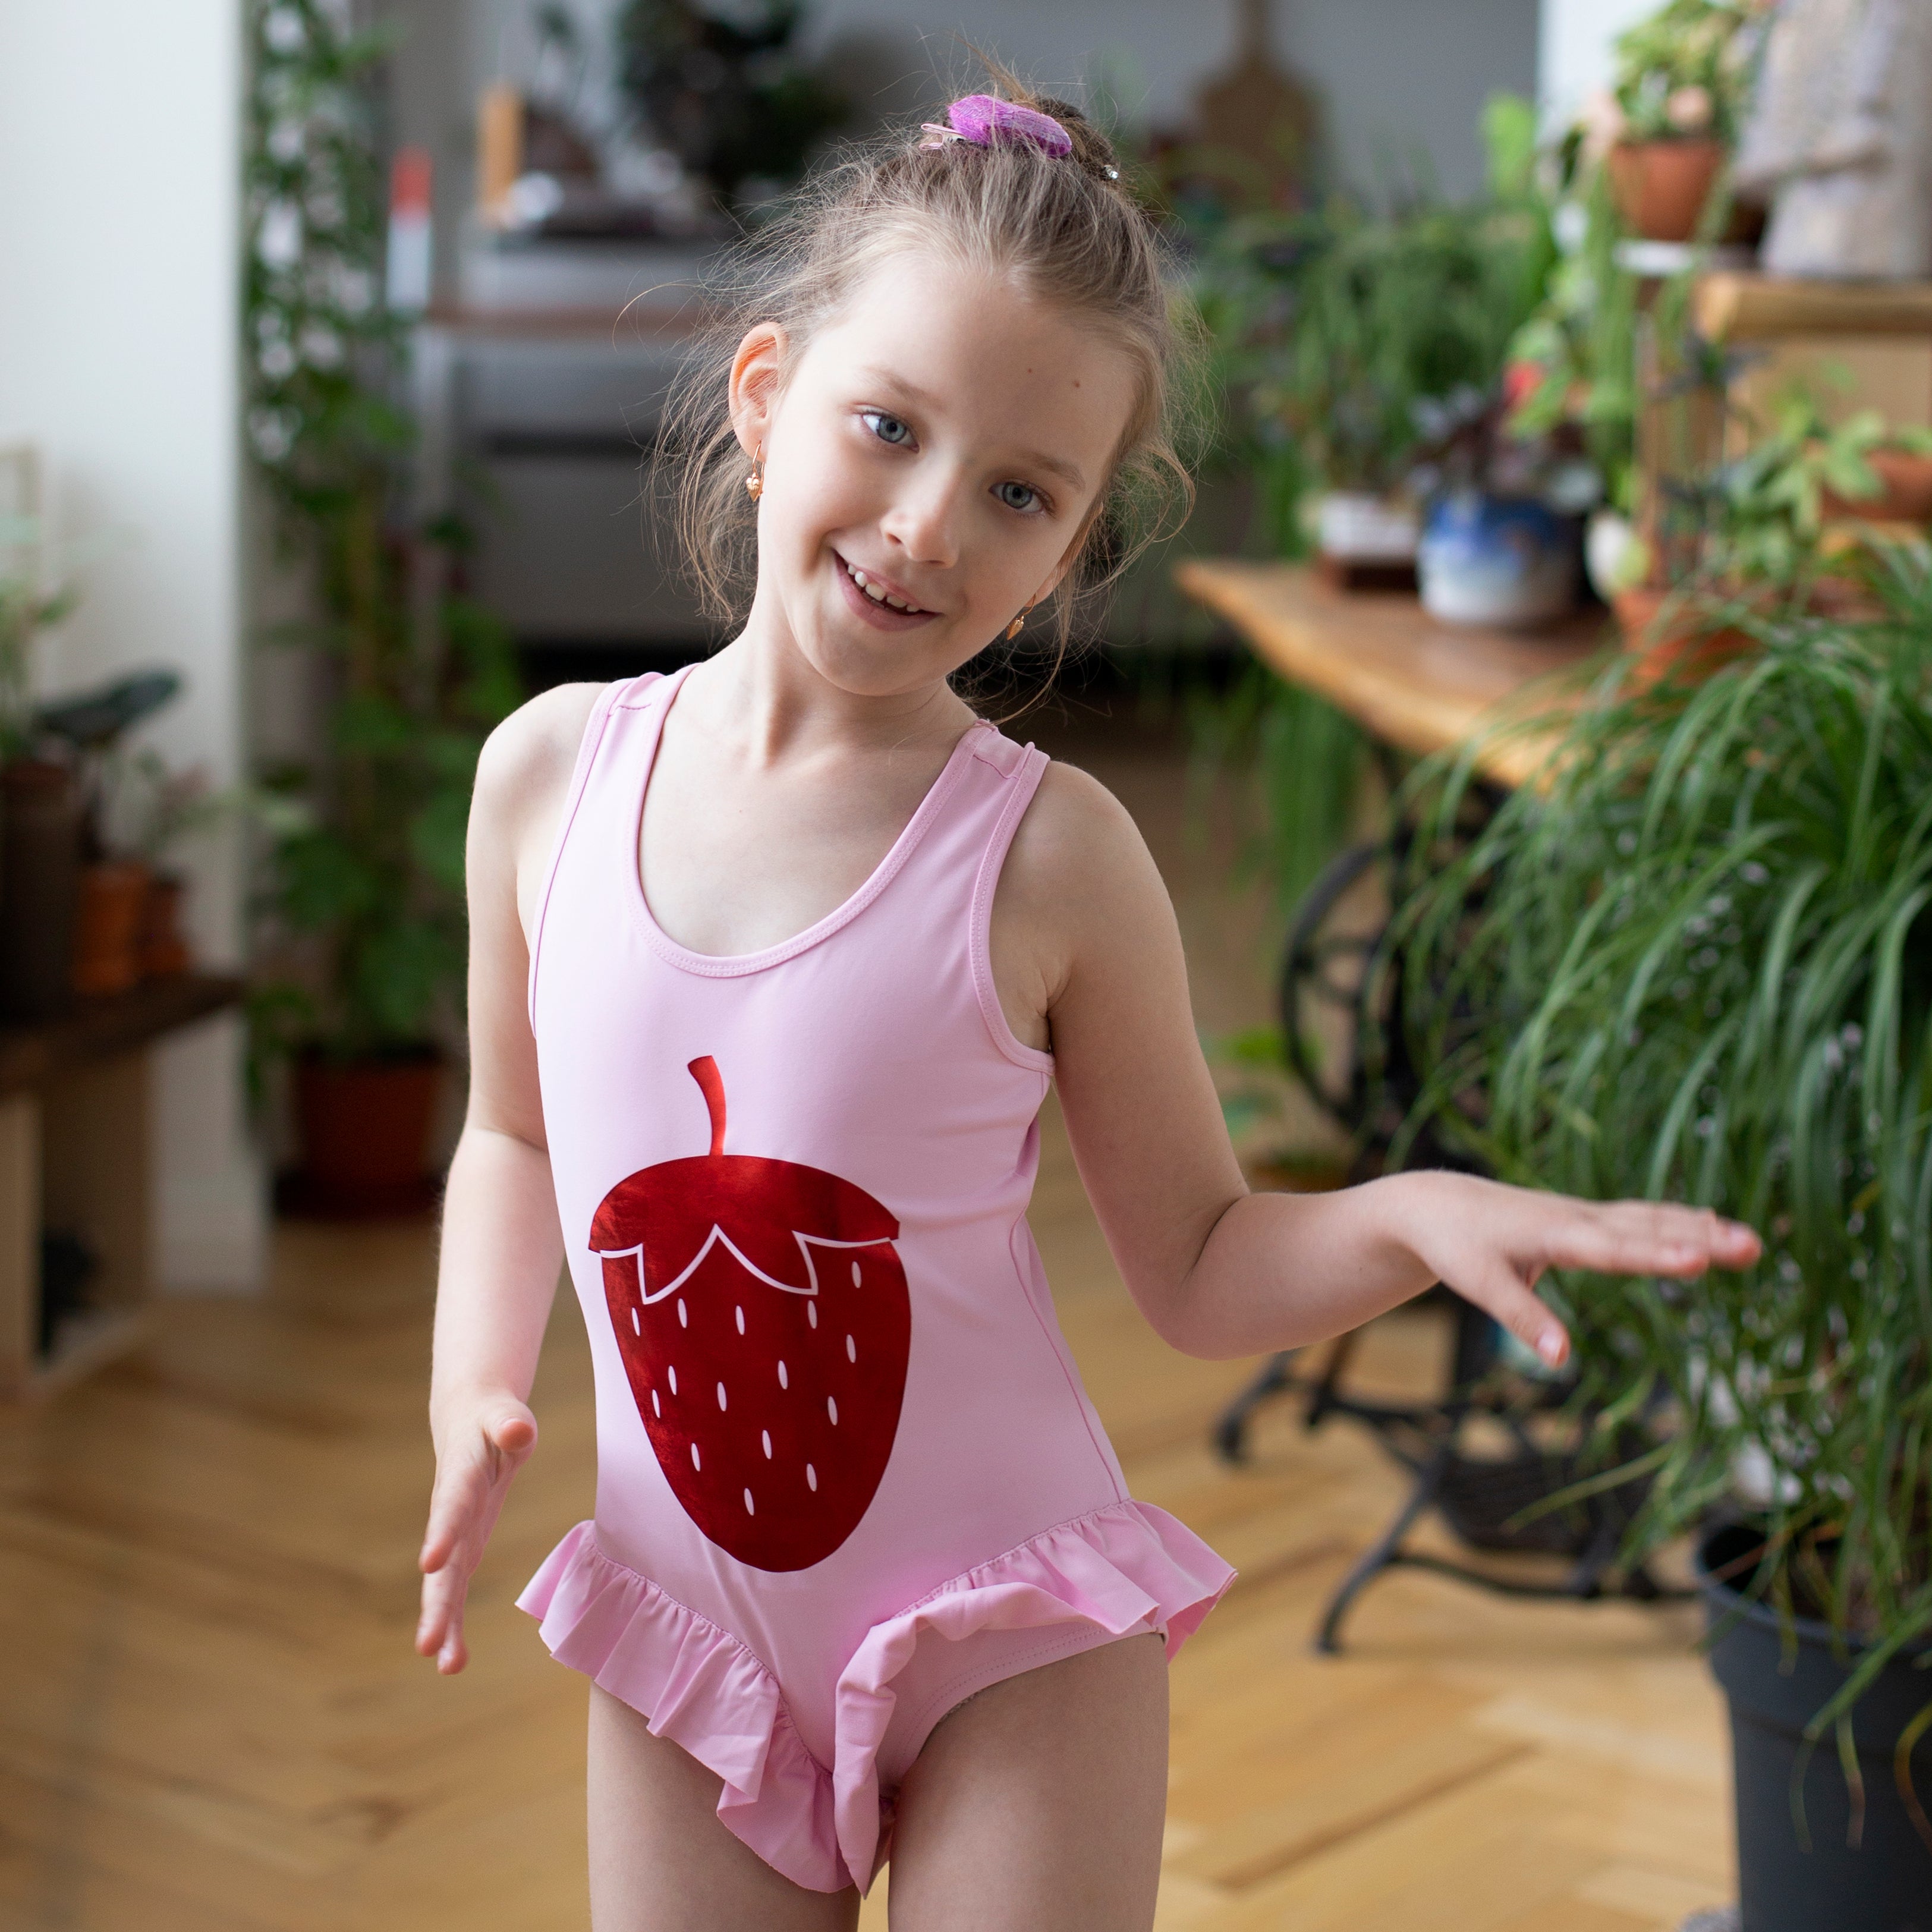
left=728, top=322, right=788, bottom=461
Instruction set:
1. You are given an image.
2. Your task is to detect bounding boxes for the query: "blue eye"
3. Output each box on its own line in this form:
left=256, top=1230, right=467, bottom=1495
left=995, top=480, right=1041, bottom=513
left=862, top=410, right=912, bottom=446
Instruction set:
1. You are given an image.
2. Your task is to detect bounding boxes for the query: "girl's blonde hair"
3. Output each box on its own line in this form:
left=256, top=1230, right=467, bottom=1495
left=656, top=64, right=1200, bottom=669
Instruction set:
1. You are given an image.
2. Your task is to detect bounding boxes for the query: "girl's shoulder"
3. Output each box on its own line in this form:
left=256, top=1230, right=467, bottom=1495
left=475, top=681, right=612, bottom=819
left=995, top=755, right=1169, bottom=971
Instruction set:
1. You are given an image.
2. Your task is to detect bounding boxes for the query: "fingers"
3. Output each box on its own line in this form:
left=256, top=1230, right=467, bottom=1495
left=416, top=1400, right=540, bottom=1672
left=419, top=1454, right=487, bottom=1572
left=1451, top=1260, right=1571, bottom=1370
left=1541, top=1201, right=1761, bottom=1280
left=419, top=1401, right=539, bottom=1572
left=416, top=1564, right=470, bottom=1673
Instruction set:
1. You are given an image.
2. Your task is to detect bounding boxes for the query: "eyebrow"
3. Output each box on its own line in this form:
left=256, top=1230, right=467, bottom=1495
left=857, top=366, right=1090, bottom=497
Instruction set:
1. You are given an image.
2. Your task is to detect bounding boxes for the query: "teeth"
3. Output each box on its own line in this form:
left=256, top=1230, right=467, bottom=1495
left=846, top=560, right=918, bottom=613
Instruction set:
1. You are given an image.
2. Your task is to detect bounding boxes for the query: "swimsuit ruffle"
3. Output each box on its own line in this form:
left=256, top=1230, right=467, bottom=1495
left=518, top=1500, right=1234, bottom=1893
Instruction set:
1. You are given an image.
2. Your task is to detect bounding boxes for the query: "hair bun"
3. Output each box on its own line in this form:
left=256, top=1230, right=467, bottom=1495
left=1031, top=95, right=1122, bottom=183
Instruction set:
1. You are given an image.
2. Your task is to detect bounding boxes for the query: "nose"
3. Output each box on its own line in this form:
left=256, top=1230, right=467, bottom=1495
left=879, top=466, right=961, bottom=571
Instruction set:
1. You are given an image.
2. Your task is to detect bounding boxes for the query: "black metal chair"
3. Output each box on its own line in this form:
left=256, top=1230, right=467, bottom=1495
left=1212, top=835, right=1681, bottom=1651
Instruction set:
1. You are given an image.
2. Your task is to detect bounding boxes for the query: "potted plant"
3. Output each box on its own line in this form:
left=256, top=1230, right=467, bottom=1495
left=1193, top=95, right=1559, bottom=589
left=1394, top=561, right=1932, bottom=1928
left=1620, top=382, right=1932, bottom=681
left=93, top=735, right=241, bottom=981
left=0, top=492, right=86, bottom=1021
left=1406, top=382, right=1600, bottom=628
left=1585, top=0, right=1761, bottom=244
left=615, top=0, right=847, bottom=210
left=246, top=1, right=520, bottom=1214
left=1503, top=156, right=1642, bottom=600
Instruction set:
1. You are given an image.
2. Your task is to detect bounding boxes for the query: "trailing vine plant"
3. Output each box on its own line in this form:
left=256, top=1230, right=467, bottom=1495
left=244, top=0, right=520, bottom=1062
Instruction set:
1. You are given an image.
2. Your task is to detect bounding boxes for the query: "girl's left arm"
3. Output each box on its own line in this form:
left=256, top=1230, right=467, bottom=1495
left=1002, top=767, right=1759, bottom=1365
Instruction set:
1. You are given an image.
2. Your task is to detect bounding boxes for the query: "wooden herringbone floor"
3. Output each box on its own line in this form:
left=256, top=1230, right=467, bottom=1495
left=0, top=713, right=1737, bottom=1929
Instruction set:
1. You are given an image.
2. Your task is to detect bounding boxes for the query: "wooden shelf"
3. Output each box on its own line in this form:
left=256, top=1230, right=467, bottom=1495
left=0, top=971, right=242, bottom=1099
left=1694, top=271, right=1932, bottom=342
left=1173, top=561, right=1606, bottom=789
left=0, top=971, right=244, bottom=1401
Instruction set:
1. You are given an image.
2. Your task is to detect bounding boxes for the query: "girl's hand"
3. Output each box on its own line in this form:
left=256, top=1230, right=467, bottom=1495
left=416, top=1394, right=539, bottom=1674
left=1391, top=1173, right=1763, bottom=1370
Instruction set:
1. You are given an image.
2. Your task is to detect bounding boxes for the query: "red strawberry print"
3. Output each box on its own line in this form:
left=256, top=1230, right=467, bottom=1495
left=589, top=1057, right=912, bottom=1571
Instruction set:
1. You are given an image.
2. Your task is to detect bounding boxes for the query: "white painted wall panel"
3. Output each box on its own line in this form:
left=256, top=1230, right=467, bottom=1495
left=0, top=2, right=266, bottom=1292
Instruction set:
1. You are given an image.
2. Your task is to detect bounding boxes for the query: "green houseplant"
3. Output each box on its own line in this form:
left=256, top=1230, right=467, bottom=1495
left=1187, top=96, right=1562, bottom=937
left=615, top=0, right=845, bottom=207
left=1613, top=379, right=1932, bottom=681
left=1195, top=95, right=1556, bottom=547
left=1393, top=557, right=1932, bottom=1923
left=1591, top=0, right=1761, bottom=243
left=246, top=0, right=520, bottom=1211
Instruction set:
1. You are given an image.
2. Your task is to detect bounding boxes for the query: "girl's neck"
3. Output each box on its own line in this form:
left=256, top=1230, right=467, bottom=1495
left=684, top=586, right=976, bottom=767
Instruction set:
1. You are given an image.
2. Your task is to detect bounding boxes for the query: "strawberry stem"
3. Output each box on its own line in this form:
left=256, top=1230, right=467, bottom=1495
left=688, top=1056, right=727, bottom=1156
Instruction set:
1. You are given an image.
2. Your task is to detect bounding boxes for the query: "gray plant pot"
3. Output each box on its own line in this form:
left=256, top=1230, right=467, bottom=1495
left=1697, top=1522, right=1932, bottom=1932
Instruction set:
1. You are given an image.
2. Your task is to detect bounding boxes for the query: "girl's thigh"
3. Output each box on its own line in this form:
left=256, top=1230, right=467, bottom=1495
left=885, top=1631, right=1169, bottom=1932
left=586, top=1684, right=860, bottom=1932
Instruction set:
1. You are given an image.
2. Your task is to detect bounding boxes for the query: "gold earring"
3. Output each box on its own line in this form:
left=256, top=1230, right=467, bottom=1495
left=744, top=453, right=765, bottom=501
left=1005, top=602, right=1033, bottom=641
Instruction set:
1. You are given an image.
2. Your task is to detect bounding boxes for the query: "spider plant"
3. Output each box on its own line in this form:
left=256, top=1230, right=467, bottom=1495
left=1392, top=544, right=1932, bottom=1723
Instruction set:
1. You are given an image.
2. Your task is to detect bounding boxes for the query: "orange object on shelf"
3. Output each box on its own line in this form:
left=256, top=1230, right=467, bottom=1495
left=71, top=862, right=150, bottom=999
left=477, top=83, right=523, bottom=226
left=139, top=872, right=191, bottom=978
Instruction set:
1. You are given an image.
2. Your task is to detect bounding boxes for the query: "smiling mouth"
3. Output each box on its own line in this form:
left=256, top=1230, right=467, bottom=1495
left=836, top=552, right=934, bottom=616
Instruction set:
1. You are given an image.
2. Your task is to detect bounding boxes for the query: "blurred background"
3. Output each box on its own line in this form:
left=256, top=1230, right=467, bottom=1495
left=0, top=0, right=1568, bottom=1294
left=9, top=4, right=1932, bottom=1928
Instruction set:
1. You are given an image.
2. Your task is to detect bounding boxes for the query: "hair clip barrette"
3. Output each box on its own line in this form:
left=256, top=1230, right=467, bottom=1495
left=930, top=94, right=1075, bottom=161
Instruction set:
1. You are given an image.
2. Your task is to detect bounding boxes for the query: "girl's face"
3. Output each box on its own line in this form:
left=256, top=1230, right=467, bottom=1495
left=729, top=250, right=1141, bottom=698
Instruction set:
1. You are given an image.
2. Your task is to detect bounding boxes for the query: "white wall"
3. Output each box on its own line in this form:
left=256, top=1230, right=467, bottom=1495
left=0, top=3, right=267, bottom=1291
left=1537, top=0, right=1658, bottom=128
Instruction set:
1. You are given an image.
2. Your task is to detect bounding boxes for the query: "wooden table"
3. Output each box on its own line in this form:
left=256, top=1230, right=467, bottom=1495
left=0, top=972, right=242, bottom=1398
left=1173, top=560, right=1610, bottom=789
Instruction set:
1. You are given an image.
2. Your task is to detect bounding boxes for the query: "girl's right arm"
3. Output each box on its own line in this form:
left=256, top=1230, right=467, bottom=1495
left=416, top=684, right=603, bottom=1675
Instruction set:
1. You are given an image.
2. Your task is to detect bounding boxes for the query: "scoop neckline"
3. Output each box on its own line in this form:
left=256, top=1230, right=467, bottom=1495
left=625, top=664, right=994, bottom=978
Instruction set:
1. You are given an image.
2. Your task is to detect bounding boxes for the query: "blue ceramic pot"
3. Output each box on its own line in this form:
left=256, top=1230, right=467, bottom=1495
left=1418, top=491, right=1578, bottom=628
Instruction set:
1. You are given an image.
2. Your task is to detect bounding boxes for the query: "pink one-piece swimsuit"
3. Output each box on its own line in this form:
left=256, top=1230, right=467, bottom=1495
left=519, top=668, right=1234, bottom=1892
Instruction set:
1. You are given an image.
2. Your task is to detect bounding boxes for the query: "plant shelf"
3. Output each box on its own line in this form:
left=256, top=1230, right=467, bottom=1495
left=0, top=973, right=243, bottom=1401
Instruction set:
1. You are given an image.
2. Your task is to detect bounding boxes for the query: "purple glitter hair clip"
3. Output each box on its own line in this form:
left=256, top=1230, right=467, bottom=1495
left=920, top=94, right=1116, bottom=175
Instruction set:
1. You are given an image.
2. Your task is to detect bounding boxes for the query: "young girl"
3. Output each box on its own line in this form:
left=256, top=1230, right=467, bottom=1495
left=416, top=84, right=1758, bottom=1932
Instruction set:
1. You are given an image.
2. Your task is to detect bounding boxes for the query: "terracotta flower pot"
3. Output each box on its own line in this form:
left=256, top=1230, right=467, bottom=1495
left=287, top=1047, right=444, bottom=1218
left=1612, top=586, right=1756, bottom=688
left=1820, top=448, right=1932, bottom=526
left=139, top=871, right=191, bottom=978
left=71, top=860, right=152, bottom=998
left=1606, top=138, right=1727, bottom=243
left=0, top=759, right=84, bottom=1022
